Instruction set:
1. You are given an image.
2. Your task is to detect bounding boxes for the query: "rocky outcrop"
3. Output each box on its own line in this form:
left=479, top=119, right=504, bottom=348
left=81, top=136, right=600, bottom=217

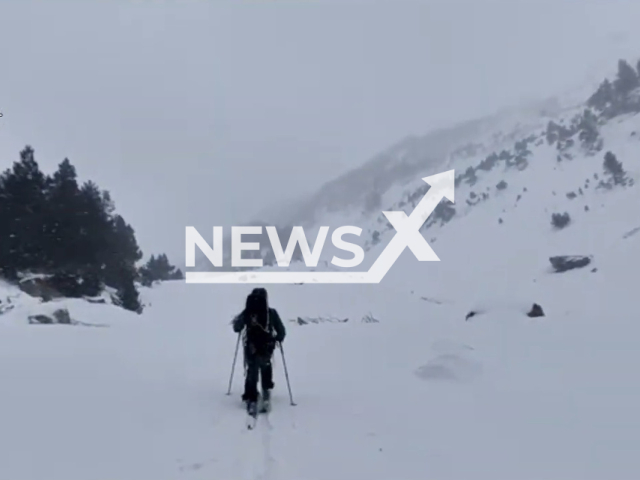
left=294, top=316, right=348, bottom=325
left=361, top=313, right=380, bottom=323
left=293, top=313, right=380, bottom=325
left=527, top=303, right=545, bottom=318
left=0, top=297, right=15, bottom=315
left=465, top=311, right=478, bottom=321
left=28, top=308, right=73, bottom=325
left=549, top=255, right=592, bottom=273
left=18, top=275, right=62, bottom=302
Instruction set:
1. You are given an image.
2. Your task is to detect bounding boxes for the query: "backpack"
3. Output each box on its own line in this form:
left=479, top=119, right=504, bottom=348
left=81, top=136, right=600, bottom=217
left=243, top=293, right=275, bottom=356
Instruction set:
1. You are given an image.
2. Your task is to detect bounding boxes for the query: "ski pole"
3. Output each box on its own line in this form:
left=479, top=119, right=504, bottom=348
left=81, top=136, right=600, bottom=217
left=278, top=342, right=296, bottom=406
left=226, top=332, right=241, bottom=395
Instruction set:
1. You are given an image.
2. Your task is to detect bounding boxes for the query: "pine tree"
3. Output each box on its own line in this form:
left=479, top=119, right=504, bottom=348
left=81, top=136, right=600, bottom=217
left=45, top=158, right=82, bottom=271
left=76, top=181, right=112, bottom=287
left=0, top=145, right=146, bottom=312
left=113, top=265, right=143, bottom=313
left=587, top=79, right=614, bottom=111
left=464, top=166, right=478, bottom=186
left=103, top=215, right=142, bottom=289
left=139, top=253, right=184, bottom=286
left=614, top=59, right=639, bottom=96
left=577, top=109, right=601, bottom=152
left=171, top=268, right=184, bottom=280
left=0, top=146, right=49, bottom=275
left=603, top=151, right=626, bottom=185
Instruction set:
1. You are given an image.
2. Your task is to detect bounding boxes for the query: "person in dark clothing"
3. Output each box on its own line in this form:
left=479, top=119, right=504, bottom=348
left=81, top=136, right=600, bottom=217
left=232, top=288, right=286, bottom=412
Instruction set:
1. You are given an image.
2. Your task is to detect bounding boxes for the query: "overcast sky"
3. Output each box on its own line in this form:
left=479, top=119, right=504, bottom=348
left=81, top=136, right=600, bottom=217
left=1, top=0, right=639, bottom=265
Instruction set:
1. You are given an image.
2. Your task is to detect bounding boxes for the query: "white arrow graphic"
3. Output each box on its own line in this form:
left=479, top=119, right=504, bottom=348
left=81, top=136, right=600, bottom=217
left=185, top=170, right=454, bottom=284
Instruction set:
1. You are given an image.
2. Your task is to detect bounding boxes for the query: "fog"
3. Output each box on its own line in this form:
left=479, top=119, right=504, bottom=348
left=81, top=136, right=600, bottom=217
left=1, top=0, right=639, bottom=264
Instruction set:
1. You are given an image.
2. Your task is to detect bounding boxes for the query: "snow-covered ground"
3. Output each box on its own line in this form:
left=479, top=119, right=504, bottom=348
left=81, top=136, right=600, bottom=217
left=3, top=76, right=640, bottom=479
left=1, top=264, right=638, bottom=479
left=2, top=175, right=640, bottom=480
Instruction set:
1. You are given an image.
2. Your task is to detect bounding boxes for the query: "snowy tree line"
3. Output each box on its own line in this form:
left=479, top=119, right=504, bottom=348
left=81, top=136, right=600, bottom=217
left=0, top=146, right=182, bottom=313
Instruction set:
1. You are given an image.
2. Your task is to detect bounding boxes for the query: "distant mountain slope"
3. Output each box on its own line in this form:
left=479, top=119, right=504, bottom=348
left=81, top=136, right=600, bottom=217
left=256, top=96, right=567, bottom=230
left=193, top=56, right=640, bottom=272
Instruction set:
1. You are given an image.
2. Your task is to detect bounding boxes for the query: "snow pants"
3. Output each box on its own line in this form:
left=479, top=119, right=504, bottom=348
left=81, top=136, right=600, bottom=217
left=243, top=351, right=274, bottom=403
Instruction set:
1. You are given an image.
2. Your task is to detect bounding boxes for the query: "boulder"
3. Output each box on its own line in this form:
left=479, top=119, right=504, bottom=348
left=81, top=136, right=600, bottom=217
left=549, top=255, right=592, bottom=273
left=19, top=276, right=61, bottom=302
left=28, top=308, right=74, bottom=325
left=53, top=308, right=72, bottom=324
left=28, top=314, right=54, bottom=324
left=84, top=297, right=107, bottom=304
left=527, top=303, right=545, bottom=318
left=0, top=298, right=15, bottom=316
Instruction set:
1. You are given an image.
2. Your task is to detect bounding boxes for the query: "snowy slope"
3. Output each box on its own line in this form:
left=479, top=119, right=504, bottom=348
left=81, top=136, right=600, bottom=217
left=3, top=62, right=640, bottom=478
left=2, top=156, right=640, bottom=480
left=1, top=246, right=639, bottom=480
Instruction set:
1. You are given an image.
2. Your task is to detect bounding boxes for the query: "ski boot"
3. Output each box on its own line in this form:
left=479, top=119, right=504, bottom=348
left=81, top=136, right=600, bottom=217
left=246, top=399, right=258, bottom=418
left=260, top=389, right=271, bottom=413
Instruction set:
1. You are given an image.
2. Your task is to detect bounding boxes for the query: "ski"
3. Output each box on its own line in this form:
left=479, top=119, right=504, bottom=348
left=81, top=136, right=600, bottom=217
left=259, top=389, right=271, bottom=414
left=246, top=413, right=258, bottom=430
left=244, top=395, right=271, bottom=429
left=259, top=401, right=271, bottom=414
left=245, top=400, right=258, bottom=429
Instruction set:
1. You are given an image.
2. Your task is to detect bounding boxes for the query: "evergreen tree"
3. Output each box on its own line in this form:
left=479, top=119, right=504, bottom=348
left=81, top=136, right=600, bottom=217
left=464, top=166, right=478, bottom=186
left=0, top=146, right=49, bottom=276
left=551, top=212, right=571, bottom=229
left=587, top=79, right=614, bottom=111
left=614, top=59, right=639, bottom=96
left=103, top=215, right=142, bottom=291
left=75, top=181, right=113, bottom=288
left=44, top=158, right=82, bottom=272
left=577, top=109, right=601, bottom=152
left=113, top=265, right=143, bottom=314
left=0, top=146, right=147, bottom=312
left=603, top=151, right=626, bottom=185
left=139, top=253, right=184, bottom=286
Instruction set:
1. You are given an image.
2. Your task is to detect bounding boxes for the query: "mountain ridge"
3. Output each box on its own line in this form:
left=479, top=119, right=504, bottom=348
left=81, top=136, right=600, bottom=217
left=193, top=55, right=640, bottom=272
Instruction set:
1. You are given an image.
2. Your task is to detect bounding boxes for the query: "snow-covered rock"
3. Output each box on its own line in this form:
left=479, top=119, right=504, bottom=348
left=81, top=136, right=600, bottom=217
left=549, top=255, right=593, bottom=272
